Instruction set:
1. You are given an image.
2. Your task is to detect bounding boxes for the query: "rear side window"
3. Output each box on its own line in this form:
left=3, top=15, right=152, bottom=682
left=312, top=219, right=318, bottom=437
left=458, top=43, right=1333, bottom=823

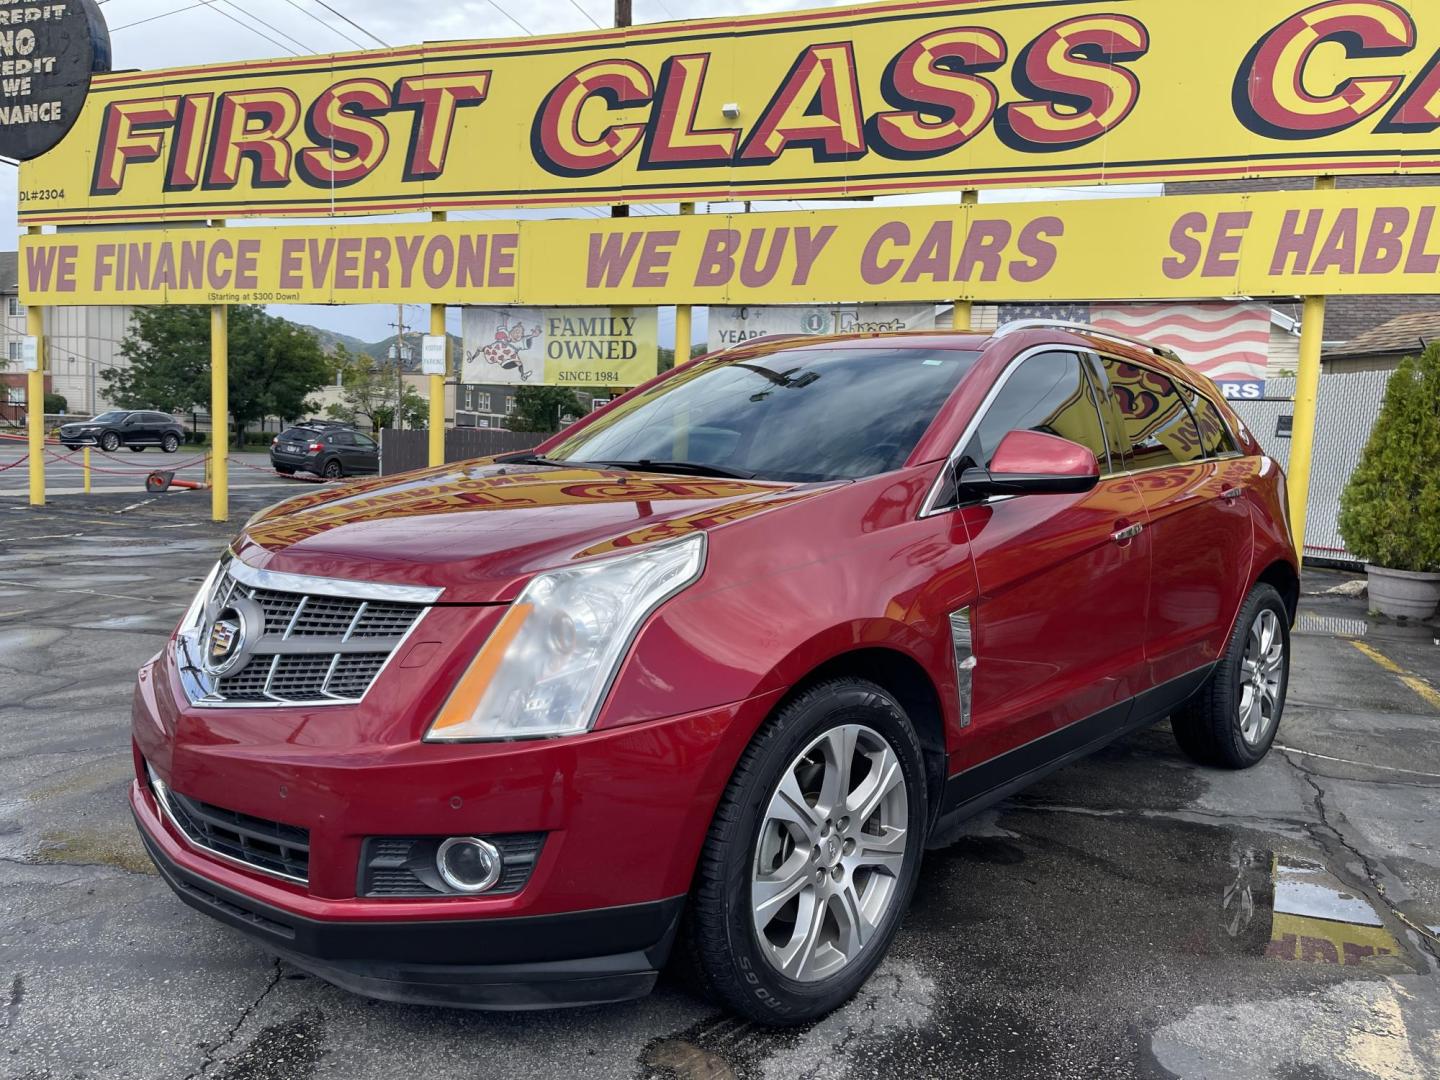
left=1100, top=359, right=1206, bottom=468
left=961, top=351, right=1111, bottom=474
left=330, top=431, right=355, bottom=446
left=354, top=433, right=377, bottom=450
left=1183, top=389, right=1241, bottom=458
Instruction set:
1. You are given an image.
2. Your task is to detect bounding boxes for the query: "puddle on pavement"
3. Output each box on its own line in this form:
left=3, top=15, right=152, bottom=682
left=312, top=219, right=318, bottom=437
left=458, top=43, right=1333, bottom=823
left=1264, top=857, right=1402, bottom=968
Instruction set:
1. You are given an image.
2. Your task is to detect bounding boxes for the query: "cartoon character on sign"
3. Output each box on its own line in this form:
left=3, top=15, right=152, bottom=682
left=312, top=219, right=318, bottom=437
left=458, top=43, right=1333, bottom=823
left=470, top=314, right=542, bottom=382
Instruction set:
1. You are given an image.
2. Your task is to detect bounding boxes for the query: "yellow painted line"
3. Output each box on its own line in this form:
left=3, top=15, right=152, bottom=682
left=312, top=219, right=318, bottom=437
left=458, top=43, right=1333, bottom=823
left=1350, top=640, right=1440, bottom=712
left=1351, top=640, right=1404, bottom=674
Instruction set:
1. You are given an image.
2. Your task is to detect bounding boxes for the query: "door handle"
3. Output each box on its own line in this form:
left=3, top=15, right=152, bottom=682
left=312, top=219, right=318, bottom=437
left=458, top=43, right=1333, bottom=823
left=1221, top=486, right=1244, bottom=501
left=1111, top=523, right=1144, bottom=543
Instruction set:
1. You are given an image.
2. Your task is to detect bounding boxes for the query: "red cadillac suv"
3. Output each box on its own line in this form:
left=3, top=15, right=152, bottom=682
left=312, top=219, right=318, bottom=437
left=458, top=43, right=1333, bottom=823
left=131, top=321, right=1297, bottom=1024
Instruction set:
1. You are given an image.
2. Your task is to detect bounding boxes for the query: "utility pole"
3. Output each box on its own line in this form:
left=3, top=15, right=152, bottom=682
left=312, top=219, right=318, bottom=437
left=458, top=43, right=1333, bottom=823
left=390, top=304, right=407, bottom=431
left=611, top=0, right=631, bottom=220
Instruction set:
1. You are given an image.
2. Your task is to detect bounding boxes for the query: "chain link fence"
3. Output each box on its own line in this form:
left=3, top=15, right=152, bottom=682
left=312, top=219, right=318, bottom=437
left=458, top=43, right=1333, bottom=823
left=1230, top=370, right=1392, bottom=566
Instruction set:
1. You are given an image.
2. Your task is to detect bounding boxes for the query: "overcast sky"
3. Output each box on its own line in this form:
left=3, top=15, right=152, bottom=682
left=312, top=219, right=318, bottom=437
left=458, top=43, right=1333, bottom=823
left=7, top=0, right=1157, bottom=342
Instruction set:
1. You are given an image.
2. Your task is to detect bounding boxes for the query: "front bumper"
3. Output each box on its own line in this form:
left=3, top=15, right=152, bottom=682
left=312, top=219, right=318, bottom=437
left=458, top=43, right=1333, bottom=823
left=132, top=646, right=781, bottom=1009
left=135, top=793, right=682, bottom=1008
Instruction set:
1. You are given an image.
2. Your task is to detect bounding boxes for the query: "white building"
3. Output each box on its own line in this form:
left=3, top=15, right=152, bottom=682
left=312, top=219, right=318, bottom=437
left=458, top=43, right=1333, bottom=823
left=0, top=251, right=138, bottom=419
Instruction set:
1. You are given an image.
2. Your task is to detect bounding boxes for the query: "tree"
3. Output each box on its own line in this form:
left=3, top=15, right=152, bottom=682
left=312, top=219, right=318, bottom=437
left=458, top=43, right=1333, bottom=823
left=507, top=385, right=584, bottom=433
left=324, top=346, right=427, bottom=432
left=105, top=305, right=331, bottom=444
left=1337, top=343, right=1440, bottom=572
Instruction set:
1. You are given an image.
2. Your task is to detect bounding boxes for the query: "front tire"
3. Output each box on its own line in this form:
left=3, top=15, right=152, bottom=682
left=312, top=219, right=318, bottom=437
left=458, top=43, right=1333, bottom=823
left=1171, top=583, right=1290, bottom=769
left=680, top=678, right=927, bottom=1025
left=129, top=445, right=145, bottom=453
left=99, top=432, right=120, bottom=452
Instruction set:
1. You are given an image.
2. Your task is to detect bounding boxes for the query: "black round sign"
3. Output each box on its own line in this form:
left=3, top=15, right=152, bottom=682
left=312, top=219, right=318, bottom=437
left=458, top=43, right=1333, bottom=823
left=0, top=0, right=109, bottom=161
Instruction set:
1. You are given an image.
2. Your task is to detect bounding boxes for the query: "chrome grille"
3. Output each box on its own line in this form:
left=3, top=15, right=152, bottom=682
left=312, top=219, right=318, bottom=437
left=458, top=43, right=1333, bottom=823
left=175, top=557, right=441, bottom=708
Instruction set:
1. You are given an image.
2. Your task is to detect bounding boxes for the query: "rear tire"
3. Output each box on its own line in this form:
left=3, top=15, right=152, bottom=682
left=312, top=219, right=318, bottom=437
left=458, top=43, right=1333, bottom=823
left=161, top=434, right=179, bottom=453
left=679, top=678, right=928, bottom=1025
left=322, top=458, right=343, bottom=479
left=275, top=465, right=295, bottom=475
left=129, top=445, right=145, bottom=453
left=1171, top=583, right=1290, bottom=769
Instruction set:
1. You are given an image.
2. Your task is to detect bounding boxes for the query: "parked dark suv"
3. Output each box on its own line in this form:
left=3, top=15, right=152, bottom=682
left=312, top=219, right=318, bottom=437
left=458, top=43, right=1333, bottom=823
left=59, top=410, right=185, bottom=453
left=270, top=422, right=379, bottom=478
left=133, top=322, right=1297, bottom=1025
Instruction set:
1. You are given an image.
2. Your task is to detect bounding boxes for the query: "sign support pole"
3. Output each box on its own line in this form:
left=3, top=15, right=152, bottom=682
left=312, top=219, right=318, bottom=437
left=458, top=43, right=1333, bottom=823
left=951, top=191, right=978, bottom=332
left=429, top=212, right=448, bottom=467
left=25, top=226, right=45, bottom=507
left=1286, top=176, right=1333, bottom=563
left=211, top=304, right=229, bottom=523
left=674, top=202, right=695, bottom=365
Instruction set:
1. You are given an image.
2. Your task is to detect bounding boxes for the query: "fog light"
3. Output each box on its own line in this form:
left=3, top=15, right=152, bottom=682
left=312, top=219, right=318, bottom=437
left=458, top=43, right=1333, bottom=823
left=436, top=836, right=503, bottom=893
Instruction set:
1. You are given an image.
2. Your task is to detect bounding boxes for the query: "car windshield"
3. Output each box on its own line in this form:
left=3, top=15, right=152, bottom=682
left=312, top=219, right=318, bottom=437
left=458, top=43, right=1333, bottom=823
left=548, top=346, right=980, bottom=483
left=90, top=411, right=126, bottom=424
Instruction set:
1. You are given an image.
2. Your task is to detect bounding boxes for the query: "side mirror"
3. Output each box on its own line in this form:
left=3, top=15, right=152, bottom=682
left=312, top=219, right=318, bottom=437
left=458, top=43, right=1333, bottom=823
left=957, top=430, right=1101, bottom=497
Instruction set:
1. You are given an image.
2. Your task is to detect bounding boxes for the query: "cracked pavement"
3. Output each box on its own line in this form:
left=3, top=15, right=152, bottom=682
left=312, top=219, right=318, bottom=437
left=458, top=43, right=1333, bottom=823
left=1, top=491, right=1438, bottom=1079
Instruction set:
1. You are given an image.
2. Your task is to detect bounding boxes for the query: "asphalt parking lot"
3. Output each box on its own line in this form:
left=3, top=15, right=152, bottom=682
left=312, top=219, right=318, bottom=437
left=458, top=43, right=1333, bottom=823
left=0, top=442, right=319, bottom=498
left=1, top=485, right=1438, bottom=1080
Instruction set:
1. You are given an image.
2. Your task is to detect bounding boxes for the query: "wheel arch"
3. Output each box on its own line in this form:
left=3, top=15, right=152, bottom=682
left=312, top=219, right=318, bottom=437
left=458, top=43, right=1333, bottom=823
left=770, top=646, right=949, bottom=827
left=1255, top=558, right=1300, bottom=626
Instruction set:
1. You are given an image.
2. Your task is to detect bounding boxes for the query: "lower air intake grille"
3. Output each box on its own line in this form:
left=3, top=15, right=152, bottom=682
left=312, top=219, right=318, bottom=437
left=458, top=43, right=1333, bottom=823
left=150, top=769, right=310, bottom=885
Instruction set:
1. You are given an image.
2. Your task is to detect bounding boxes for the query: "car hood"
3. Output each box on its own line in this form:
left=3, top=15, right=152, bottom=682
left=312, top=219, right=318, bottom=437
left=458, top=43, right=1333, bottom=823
left=232, top=459, right=817, bottom=602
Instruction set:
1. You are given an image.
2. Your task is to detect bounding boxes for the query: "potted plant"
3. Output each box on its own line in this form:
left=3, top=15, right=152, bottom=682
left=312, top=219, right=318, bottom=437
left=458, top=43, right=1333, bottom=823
left=1337, top=343, right=1440, bottom=620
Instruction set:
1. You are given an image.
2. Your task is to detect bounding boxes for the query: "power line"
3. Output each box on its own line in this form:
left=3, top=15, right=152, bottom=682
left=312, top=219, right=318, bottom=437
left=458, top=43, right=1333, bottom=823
left=565, top=0, right=602, bottom=29
left=484, top=0, right=532, bottom=36
left=268, top=0, right=370, bottom=50
left=305, top=0, right=389, bottom=47
left=216, top=0, right=315, bottom=54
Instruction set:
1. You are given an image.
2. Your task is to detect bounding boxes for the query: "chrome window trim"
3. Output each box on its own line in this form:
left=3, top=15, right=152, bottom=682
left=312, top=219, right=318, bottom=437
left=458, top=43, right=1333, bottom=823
left=992, top=319, right=1183, bottom=363
left=146, top=765, right=309, bottom=887
left=226, top=556, right=444, bottom=605
left=919, top=344, right=1111, bottom=518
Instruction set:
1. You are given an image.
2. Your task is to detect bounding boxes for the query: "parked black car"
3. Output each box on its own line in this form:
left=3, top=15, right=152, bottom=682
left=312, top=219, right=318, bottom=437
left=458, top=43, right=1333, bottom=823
left=59, top=410, right=185, bottom=453
left=270, top=422, right=379, bottom=478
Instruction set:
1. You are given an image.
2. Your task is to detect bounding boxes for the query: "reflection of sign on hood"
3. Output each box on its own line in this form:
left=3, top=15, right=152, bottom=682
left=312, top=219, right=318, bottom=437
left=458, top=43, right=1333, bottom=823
left=0, top=0, right=109, bottom=161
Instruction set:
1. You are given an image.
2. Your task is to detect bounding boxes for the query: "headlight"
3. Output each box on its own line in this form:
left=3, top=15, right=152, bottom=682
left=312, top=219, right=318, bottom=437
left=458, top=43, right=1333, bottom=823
left=426, top=534, right=706, bottom=741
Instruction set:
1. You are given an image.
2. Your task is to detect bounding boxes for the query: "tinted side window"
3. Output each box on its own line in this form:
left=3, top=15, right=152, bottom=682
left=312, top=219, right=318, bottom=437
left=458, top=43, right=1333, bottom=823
left=961, top=351, right=1111, bottom=474
left=1184, top=389, right=1241, bottom=458
left=1101, top=359, right=1205, bottom=468
left=330, top=431, right=355, bottom=446
left=354, top=433, right=377, bottom=450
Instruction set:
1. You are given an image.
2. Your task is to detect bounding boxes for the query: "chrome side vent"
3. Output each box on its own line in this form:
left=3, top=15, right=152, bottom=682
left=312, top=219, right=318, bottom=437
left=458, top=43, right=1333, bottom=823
left=949, top=606, right=976, bottom=728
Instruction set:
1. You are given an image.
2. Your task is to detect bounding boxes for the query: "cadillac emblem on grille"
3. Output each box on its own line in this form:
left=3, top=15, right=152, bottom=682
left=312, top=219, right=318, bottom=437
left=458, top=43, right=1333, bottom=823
left=200, top=597, right=258, bottom=677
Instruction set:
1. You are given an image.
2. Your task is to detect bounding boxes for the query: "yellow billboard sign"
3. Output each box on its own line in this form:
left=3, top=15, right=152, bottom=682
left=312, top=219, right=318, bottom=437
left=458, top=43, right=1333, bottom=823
left=17, top=0, right=1440, bottom=224
left=22, top=187, right=1440, bottom=306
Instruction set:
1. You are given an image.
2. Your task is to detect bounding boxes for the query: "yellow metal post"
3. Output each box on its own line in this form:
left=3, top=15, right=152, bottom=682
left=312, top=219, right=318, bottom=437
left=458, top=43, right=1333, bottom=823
left=952, top=191, right=979, bottom=331
left=673, top=203, right=695, bottom=365
left=211, top=305, right=229, bottom=523
left=25, top=226, right=44, bottom=506
left=83, top=447, right=91, bottom=494
left=1286, top=176, right=1335, bottom=562
left=429, top=211, right=447, bottom=467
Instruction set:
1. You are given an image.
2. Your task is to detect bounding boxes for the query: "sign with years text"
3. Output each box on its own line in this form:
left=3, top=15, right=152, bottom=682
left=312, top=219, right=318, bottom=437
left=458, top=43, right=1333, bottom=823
left=461, top=306, right=658, bottom=386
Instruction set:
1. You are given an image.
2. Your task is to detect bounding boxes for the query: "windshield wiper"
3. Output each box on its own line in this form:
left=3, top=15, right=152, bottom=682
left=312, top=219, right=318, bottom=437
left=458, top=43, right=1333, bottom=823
left=588, top=459, right=757, bottom=480
left=495, top=453, right=574, bottom=468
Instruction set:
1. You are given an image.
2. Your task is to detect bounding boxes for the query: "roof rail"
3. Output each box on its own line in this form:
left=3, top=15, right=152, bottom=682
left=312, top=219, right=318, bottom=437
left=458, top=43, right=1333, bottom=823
left=992, top=319, right=1182, bottom=364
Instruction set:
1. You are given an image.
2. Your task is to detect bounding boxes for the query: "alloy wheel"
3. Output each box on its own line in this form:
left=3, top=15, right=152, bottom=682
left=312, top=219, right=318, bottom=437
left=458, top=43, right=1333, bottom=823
left=1238, top=608, right=1284, bottom=746
left=751, top=723, right=908, bottom=983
